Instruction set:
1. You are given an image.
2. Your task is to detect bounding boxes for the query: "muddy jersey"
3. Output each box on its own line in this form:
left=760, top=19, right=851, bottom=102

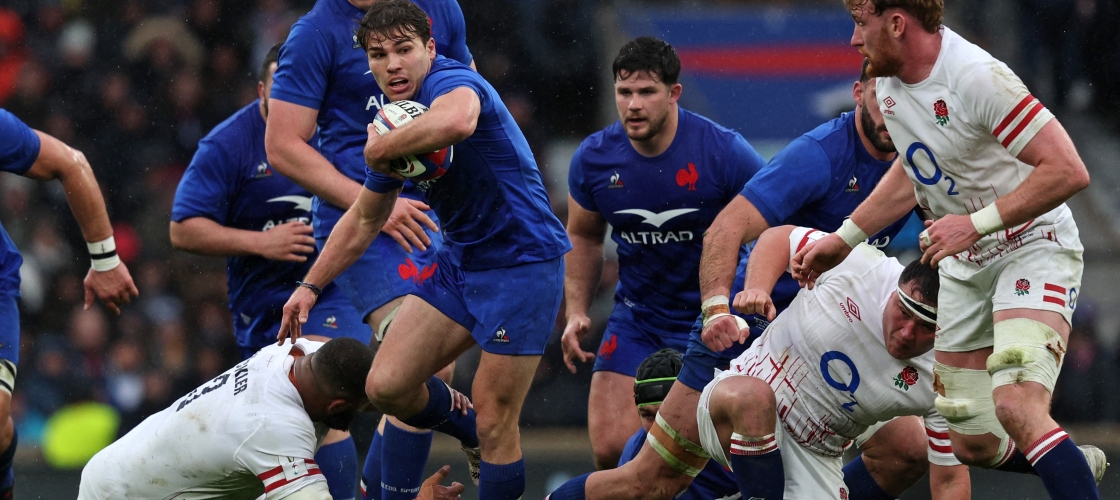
left=728, top=228, right=957, bottom=466
left=876, top=26, right=1077, bottom=267
left=79, top=340, right=330, bottom=500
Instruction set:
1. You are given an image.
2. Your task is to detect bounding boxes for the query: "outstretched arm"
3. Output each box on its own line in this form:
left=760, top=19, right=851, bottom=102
left=697, top=196, right=770, bottom=353
left=170, top=218, right=317, bottom=262
left=363, top=87, right=481, bottom=170
left=278, top=187, right=397, bottom=343
left=266, top=100, right=363, bottom=210
left=24, top=130, right=138, bottom=314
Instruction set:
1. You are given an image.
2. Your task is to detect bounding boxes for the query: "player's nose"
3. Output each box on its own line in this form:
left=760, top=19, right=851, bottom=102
left=851, top=25, right=863, bottom=47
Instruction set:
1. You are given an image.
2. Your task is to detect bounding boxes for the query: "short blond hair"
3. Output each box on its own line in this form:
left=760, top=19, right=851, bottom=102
left=845, top=0, right=943, bottom=33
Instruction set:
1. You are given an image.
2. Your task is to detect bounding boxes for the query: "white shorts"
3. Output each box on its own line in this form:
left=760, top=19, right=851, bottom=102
left=697, top=369, right=848, bottom=500
left=936, top=215, right=1083, bottom=352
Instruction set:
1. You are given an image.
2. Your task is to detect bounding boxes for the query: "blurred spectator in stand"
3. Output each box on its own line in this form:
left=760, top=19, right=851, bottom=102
left=0, top=9, right=28, bottom=107
left=1014, top=0, right=1082, bottom=110
left=55, top=19, right=101, bottom=134
left=1051, top=300, right=1120, bottom=422
left=123, top=16, right=204, bottom=104
left=5, top=61, right=51, bottom=129
left=21, top=335, right=93, bottom=418
left=67, top=306, right=111, bottom=402
left=104, top=340, right=146, bottom=419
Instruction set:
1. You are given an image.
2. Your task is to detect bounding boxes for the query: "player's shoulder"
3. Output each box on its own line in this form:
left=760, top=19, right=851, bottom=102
left=939, top=27, right=1008, bottom=90
left=575, top=122, right=627, bottom=159
left=798, top=112, right=854, bottom=159
left=429, top=56, right=478, bottom=79
left=680, top=107, right=746, bottom=146
left=202, top=102, right=264, bottom=147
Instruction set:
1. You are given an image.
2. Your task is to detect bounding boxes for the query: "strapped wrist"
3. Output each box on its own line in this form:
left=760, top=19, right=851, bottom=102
left=970, top=203, right=1004, bottom=236
left=834, top=218, right=867, bottom=249
left=701, top=295, right=731, bottom=326
left=296, top=281, right=323, bottom=296
left=88, top=236, right=121, bottom=272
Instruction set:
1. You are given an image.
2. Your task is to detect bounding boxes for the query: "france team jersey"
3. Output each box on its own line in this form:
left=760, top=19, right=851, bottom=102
left=0, top=109, right=40, bottom=295
left=678, top=111, right=912, bottom=392
left=364, top=56, right=570, bottom=270
left=569, top=107, right=765, bottom=332
left=619, top=429, right=738, bottom=500
left=738, top=111, right=911, bottom=319
left=172, top=102, right=364, bottom=353
left=270, top=0, right=472, bottom=239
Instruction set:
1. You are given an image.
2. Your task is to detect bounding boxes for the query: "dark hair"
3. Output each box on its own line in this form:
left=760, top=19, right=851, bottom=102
left=844, top=0, right=943, bottom=34
left=612, top=36, right=680, bottom=86
left=899, top=259, right=939, bottom=306
left=356, top=0, right=432, bottom=52
left=260, top=43, right=282, bottom=83
left=313, top=338, right=374, bottom=400
left=860, top=57, right=871, bottom=83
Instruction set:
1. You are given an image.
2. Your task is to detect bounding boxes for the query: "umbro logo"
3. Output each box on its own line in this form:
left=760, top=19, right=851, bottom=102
left=845, top=175, right=860, bottom=193
left=614, top=208, right=699, bottom=228
left=493, top=327, right=510, bottom=343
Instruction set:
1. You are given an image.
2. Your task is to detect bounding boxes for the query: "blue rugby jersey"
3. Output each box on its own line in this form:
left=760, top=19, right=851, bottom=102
left=172, top=101, right=346, bottom=342
left=569, top=107, right=766, bottom=332
left=619, top=429, right=739, bottom=500
left=363, top=56, right=570, bottom=270
left=270, top=0, right=472, bottom=240
left=735, top=111, right=911, bottom=325
left=0, top=109, right=41, bottom=295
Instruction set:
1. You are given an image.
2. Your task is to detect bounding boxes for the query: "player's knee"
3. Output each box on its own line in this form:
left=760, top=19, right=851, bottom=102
left=434, top=362, right=454, bottom=384
left=710, top=376, right=775, bottom=433
left=364, top=373, right=407, bottom=414
left=591, top=440, right=627, bottom=471
left=950, top=433, right=1002, bottom=466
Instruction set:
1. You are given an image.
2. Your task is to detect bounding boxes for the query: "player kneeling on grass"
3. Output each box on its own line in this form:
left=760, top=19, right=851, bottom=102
left=77, top=337, right=470, bottom=500
left=697, top=226, right=971, bottom=499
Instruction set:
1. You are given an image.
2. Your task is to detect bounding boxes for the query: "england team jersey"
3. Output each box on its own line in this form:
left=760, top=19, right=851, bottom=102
left=270, top=0, right=472, bottom=239
left=0, top=109, right=40, bottom=295
left=171, top=101, right=359, bottom=352
left=728, top=228, right=957, bottom=466
left=79, top=340, right=330, bottom=500
left=569, top=107, right=766, bottom=330
left=876, top=26, right=1075, bottom=266
left=364, top=56, right=570, bottom=270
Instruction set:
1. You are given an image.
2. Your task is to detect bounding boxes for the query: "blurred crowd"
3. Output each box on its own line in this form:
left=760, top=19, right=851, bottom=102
left=0, top=0, right=1118, bottom=462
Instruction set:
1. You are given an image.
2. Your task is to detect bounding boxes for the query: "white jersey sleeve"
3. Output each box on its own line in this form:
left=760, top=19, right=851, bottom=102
left=787, top=226, right=829, bottom=273
left=238, top=422, right=325, bottom=497
left=959, top=58, right=1054, bottom=157
left=924, top=408, right=962, bottom=467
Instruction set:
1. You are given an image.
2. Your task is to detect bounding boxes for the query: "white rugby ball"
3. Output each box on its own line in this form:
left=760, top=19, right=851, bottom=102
left=370, top=100, right=452, bottom=181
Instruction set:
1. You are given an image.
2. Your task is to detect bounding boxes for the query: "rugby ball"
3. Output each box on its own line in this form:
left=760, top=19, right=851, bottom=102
left=371, top=100, right=453, bottom=181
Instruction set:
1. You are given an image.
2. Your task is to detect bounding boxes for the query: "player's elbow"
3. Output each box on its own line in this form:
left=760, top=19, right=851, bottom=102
left=1068, top=166, right=1090, bottom=193
left=168, top=221, right=193, bottom=252
left=444, top=114, right=477, bottom=143
left=264, top=129, right=295, bottom=175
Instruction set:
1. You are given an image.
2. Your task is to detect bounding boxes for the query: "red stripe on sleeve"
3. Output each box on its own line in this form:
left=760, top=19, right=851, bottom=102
left=929, top=441, right=953, bottom=454
left=264, top=469, right=324, bottom=493
left=258, top=465, right=284, bottom=481
left=926, top=427, right=949, bottom=439
left=1001, top=102, right=1045, bottom=148
left=1043, top=296, right=1066, bottom=307
left=795, top=230, right=813, bottom=253
left=1044, top=284, right=1066, bottom=294
left=993, top=94, right=1036, bottom=137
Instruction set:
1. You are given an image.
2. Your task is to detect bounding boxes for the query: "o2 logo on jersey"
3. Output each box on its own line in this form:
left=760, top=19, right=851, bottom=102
left=820, top=351, right=860, bottom=412
left=906, top=142, right=959, bottom=197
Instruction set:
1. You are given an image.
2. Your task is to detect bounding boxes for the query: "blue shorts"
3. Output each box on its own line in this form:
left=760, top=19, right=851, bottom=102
left=0, top=294, right=19, bottom=365
left=413, top=251, right=564, bottom=356
left=317, top=226, right=441, bottom=322
left=677, top=312, right=767, bottom=392
left=236, top=283, right=368, bottom=360
left=592, top=303, right=691, bottom=377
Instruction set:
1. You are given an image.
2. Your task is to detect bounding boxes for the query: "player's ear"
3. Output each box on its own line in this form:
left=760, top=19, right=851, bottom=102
left=258, top=81, right=266, bottom=102
left=326, top=398, right=350, bottom=414
left=427, top=37, right=436, bottom=60
left=669, top=83, right=683, bottom=103
left=852, top=80, right=864, bottom=107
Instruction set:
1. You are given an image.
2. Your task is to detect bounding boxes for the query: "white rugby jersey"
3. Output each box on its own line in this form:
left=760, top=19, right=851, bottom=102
left=877, top=27, right=1077, bottom=266
left=729, top=227, right=957, bottom=466
left=79, top=340, right=329, bottom=500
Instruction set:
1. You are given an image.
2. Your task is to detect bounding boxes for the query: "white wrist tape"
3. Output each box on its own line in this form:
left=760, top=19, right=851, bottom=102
left=970, top=203, right=1004, bottom=236
left=701, top=295, right=730, bottom=326
left=834, top=218, right=868, bottom=249
left=88, top=236, right=121, bottom=272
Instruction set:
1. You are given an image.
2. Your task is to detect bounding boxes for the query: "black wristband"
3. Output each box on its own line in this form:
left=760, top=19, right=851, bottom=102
left=296, top=281, right=323, bottom=296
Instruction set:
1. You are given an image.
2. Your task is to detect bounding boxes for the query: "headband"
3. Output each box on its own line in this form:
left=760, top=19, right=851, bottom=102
left=897, top=285, right=937, bottom=324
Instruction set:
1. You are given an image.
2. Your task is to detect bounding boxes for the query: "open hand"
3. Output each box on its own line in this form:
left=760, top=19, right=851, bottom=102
left=560, top=313, right=596, bottom=373
left=278, top=286, right=318, bottom=345
left=260, top=220, right=316, bottom=262
left=84, top=264, right=139, bottom=315
left=382, top=198, right=439, bottom=252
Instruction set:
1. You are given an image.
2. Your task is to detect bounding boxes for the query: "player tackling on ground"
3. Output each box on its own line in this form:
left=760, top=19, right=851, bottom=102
left=279, top=1, right=570, bottom=498
left=794, top=1, right=1104, bottom=498
left=78, top=337, right=467, bottom=500
left=0, top=108, right=139, bottom=498
left=699, top=226, right=970, bottom=499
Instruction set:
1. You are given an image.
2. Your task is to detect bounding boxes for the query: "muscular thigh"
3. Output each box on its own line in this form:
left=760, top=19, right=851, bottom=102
left=322, top=232, right=440, bottom=322
left=371, top=295, right=473, bottom=394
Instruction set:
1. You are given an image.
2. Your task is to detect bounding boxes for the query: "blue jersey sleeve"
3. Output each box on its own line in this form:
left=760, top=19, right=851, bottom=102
left=617, top=429, right=646, bottom=467
left=437, top=0, right=473, bottom=65
left=426, top=65, right=486, bottom=104
left=739, top=137, right=832, bottom=227
left=171, top=139, right=236, bottom=224
left=270, top=20, right=333, bottom=110
left=722, top=134, right=767, bottom=197
left=363, top=166, right=404, bottom=194
left=0, top=109, right=40, bottom=176
left=566, top=144, right=597, bottom=212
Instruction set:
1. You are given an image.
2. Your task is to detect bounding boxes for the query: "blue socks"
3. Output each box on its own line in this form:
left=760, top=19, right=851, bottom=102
left=362, top=429, right=384, bottom=500
left=0, top=429, right=15, bottom=491
left=381, top=420, right=434, bottom=500
left=479, top=458, right=526, bottom=500
left=546, top=472, right=589, bottom=500
left=729, top=433, right=784, bottom=500
left=1026, top=429, right=1099, bottom=500
left=401, top=376, right=479, bottom=448
left=316, top=436, right=358, bottom=500
left=994, top=448, right=1038, bottom=475
left=843, top=455, right=895, bottom=500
